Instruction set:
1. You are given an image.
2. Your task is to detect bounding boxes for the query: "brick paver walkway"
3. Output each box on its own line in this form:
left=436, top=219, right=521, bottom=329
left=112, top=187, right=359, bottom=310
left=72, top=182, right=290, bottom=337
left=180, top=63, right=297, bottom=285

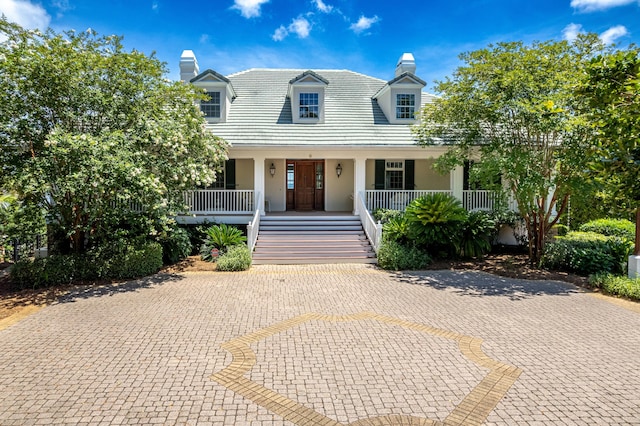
left=0, top=265, right=639, bottom=425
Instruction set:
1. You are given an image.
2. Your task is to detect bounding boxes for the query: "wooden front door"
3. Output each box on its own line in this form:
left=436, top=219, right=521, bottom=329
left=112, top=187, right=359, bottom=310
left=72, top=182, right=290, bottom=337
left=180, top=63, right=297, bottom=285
left=287, top=160, right=324, bottom=211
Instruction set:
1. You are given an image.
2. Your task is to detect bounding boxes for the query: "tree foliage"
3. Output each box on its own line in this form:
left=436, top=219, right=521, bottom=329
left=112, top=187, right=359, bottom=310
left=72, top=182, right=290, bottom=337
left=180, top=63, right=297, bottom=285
left=413, top=36, right=605, bottom=264
left=578, top=48, right=640, bottom=254
left=0, top=19, right=228, bottom=253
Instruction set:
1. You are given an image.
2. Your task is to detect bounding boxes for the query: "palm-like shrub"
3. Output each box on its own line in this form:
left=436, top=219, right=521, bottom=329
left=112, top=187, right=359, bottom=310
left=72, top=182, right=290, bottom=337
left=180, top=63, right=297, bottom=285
left=200, top=224, right=247, bottom=261
left=458, top=211, right=496, bottom=258
left=382, top=215, right=410, bottom=244
left=404, top=193, right=467, bottom=255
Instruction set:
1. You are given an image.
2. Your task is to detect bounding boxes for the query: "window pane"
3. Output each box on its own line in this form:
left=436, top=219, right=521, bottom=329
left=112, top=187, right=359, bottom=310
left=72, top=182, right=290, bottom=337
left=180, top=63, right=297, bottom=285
left=299, top=93, right=319, bottom=118
left=201, top=91, right=221, bottom=118
left=287, top=164, right=294, bottom=189
left=386, top=170, right=403, bottom=190
left=396, top=94, right=415, bottom=119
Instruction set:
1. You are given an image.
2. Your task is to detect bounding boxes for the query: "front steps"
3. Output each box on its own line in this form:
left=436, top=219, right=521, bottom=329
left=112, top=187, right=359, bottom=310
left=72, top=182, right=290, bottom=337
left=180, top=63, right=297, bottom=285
left=252, top=215, right=377, bottom=265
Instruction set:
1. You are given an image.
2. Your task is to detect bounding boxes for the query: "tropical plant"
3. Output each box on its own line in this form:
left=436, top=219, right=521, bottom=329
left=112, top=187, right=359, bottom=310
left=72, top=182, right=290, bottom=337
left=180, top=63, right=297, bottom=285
left=157, top=226, right=192, bottom=265
left=458, top=211, right=496, bottom=258
left=382, top=215, right=410, bottom=244
left=200, top=224, right=247, bottom=261
left=404, top=193, right=467, bottom=255
left=413, top=35, right=607, bottom=264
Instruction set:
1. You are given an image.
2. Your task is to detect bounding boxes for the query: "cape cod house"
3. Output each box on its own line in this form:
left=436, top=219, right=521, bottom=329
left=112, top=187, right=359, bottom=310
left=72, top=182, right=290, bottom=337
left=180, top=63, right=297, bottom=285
left=177, top=51, right=501, bottom=263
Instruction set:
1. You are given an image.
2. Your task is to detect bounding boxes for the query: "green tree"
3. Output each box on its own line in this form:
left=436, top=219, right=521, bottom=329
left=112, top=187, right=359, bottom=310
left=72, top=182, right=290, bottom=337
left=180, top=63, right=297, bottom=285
left=0, top=19, right=228, bottom=253
left=579, top=48, right=640, bottom=254
left=413, top=37, right=604, bottom=264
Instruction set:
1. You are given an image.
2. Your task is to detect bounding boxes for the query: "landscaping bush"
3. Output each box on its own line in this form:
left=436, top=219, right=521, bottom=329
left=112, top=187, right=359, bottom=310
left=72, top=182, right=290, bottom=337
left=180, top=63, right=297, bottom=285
left=404, top=193, right=467, bottom=256
left=216, top=244, right=252, bottom=271
left=200, top=224, right=247, bottom=261
left=9, top=241, right=163, bottom=289
left=158, top=226, right=192, bottom=264
left=377, top=240, right=431, bottom=271
left=589, top=273, right=640, bottom=301
left=542, top=231, right=632, bottom=275
left=108, top=241, right=163, bottom=279
left=458, top=211, right=496, bottom=258
left=382, top=215, right=410, bottom=245
left=372, top=208, right=403, bottom=224
left=579, top=218, right=634, bottom=242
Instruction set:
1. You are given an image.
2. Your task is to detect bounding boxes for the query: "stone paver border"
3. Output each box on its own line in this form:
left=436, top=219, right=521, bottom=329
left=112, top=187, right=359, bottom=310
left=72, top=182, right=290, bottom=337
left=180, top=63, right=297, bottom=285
left=211, top=311, right=522, bottom=426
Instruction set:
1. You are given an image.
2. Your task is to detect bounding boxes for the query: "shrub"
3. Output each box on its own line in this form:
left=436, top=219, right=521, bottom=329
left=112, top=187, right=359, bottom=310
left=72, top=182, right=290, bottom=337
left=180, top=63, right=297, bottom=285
left=372, top=208, right=403, bottom=224
left=404, top=193, right=467, bottom=255
left=382, top=215, right=410, bottom=244
left=158, top=226, right=192, bottom=264
left=216, top=244, right=252, bottom=271
left=542, top=231, right=632, bottom=275
left=579, top=218, right=634, bottom=242
left=109, top=241, right=163, bottom=279
left=458, top=211, right=496, bottom=258
left=200, top=224, right=247, bottom=261
left=589, top=273, right=640, bottom=301
left=9, top=240, right=163, bottom=289
left=377, top=240, right=431, bottom=270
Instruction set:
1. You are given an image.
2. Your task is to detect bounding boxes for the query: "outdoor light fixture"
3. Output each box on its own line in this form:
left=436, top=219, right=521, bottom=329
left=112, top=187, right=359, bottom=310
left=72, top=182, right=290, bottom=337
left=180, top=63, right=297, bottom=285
left=269, top=163, right=276, bottom=177
left=336, top=163, right=343, bottom=178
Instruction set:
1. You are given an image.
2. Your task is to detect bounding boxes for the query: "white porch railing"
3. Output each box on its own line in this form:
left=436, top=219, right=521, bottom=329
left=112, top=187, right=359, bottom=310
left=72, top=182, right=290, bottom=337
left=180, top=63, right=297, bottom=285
left=366, top=190, right=453, bottom=212
left=358, top=192, right=383, bottom=253
left=246, top=192, right=262, bottom=253
left=366, top=190, right=518, bottom=212
left=183, top=190, right=254, bottom=214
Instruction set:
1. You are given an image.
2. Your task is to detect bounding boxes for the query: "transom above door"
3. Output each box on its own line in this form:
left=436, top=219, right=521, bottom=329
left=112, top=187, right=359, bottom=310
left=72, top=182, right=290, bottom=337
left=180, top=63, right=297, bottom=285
left=286, top=160, right=325, bottom=211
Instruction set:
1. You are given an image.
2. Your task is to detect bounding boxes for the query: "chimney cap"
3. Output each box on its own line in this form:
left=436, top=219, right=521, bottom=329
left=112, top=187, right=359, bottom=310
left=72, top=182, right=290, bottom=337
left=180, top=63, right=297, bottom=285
left=395, top=52, right=416, bottom=77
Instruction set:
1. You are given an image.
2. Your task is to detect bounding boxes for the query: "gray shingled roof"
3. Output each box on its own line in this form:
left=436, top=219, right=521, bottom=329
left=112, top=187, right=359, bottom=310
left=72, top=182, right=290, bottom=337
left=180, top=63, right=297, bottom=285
left=207, top=68, right=436, bottom=147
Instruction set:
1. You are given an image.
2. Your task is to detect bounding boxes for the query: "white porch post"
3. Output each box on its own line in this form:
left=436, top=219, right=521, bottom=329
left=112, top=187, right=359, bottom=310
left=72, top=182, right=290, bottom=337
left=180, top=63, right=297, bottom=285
left=353, top=157, right=366, bottom=214
left=451, top=165, right=464, bottom=203
left=254, top=156, right=266, bottom=216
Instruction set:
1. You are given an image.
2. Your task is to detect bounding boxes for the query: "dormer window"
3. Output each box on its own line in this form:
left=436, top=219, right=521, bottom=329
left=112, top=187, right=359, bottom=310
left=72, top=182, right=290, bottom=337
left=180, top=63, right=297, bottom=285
left=299, top=93, right=319, bottom=119
left=396, top=94, right=415, bottom=119
left=201, top=91, right=221, bottom=118
left=288, top=70, right=329, bottom=124
left=189, top=69, right=236, bottom=123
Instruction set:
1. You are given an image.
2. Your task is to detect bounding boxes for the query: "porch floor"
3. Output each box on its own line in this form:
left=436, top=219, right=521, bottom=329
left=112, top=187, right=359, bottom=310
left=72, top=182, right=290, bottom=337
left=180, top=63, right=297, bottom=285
left=265, top=211, right=354, bottom=217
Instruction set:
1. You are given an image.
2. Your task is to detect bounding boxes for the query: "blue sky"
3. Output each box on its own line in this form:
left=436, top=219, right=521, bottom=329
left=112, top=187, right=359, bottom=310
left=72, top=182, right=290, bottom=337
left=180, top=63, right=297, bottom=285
left=1, top=0, right=639, bottom=91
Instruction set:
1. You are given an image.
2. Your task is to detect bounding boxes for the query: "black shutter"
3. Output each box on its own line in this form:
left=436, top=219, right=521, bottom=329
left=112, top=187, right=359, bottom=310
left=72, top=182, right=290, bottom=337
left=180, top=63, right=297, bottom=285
left=374, top=159, right=385, bottom=189
left=463, top=160, right=471, bottom=190
left=404, top=160, right=415, bottom=190
left=225, top=159, right=236, bottom=189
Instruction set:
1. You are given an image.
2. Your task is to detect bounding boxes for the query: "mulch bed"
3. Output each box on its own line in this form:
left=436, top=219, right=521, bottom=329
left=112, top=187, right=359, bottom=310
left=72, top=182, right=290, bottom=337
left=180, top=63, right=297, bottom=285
left=0, top=253, right=589, bottom=321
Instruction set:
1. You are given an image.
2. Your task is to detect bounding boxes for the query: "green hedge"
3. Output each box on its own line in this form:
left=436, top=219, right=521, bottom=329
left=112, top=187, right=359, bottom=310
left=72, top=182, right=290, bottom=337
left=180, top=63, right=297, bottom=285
left=216, top=245, right=252, bottom=271
left=10, top=241, right=163, bottom=289
left=589, top=273, right=640, bottom=301
left=579, top=218, right=634, bottom=242
left=542, top=231, right=632, bottom=276
left=377, top=240, right=431, bottom=271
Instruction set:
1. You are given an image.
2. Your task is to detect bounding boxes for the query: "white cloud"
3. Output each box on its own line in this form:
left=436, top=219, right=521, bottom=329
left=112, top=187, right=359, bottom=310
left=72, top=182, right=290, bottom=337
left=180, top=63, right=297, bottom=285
left=152, top=1, right=159, bottom=11
left=570, top=0, right=638, bottom=12
left=289, top=17, right=311, bottom=38
left=232, top=0, right=269, bottom=18
left=349, top=15, right=379, bottom=34
left=313, top=0, right=333, bottom=13
left=199, top=34, right=209, bottom=44
left=600, top=24, right=628, bottom=44
left=0, top=0, right=50, bottom=29
left=562, top=23, right=584, bottom=41
left=272, top=25, right=287, bottom=41
left=272, top=17, right=311, bottom=41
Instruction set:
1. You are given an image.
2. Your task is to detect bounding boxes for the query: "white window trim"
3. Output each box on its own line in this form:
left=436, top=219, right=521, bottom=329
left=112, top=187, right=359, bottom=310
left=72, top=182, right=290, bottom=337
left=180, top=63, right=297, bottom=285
left=385, top=160, right=404, bottom=190
left=395, top=94, right=415, bottom=120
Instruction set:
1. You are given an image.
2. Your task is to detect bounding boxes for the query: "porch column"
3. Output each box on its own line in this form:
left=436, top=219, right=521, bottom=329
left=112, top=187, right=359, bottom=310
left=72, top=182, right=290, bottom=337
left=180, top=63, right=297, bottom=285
left=451, top=165, right=464, bottom=203
left=353, top=157, right=366, bottom=214
left=254, top=156, right=266, bottom=216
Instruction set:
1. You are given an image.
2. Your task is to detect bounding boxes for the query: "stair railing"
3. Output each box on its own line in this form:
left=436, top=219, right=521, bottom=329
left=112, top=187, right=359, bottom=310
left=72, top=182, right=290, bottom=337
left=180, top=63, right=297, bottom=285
left=247, top=191, right=262, bottom=253
left=357, top=191, right=383, bottom=253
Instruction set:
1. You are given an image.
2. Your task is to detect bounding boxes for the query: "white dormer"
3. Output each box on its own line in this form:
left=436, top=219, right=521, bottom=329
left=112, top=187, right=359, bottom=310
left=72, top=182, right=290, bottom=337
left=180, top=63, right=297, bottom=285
left=373, top=53, right=426, bottom=124
left=288, top=70, right=329, bottom=124
left=190, top=69, right=236, bottom=123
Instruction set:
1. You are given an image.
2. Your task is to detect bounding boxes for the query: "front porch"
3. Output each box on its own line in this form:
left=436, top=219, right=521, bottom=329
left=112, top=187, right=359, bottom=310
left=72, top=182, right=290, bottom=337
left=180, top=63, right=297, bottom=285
left=175, top=189, right=513, bottom=224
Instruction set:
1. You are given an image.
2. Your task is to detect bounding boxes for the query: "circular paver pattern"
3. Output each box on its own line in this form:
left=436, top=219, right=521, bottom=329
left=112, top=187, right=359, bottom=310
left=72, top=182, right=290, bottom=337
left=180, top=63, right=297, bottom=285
left=0, top=264, right=639, bottom=425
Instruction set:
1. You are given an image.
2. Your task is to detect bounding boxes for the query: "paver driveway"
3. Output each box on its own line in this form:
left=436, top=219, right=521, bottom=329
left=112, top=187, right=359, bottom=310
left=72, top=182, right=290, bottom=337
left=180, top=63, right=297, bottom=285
left=0, top=264, right=639, bottom=425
